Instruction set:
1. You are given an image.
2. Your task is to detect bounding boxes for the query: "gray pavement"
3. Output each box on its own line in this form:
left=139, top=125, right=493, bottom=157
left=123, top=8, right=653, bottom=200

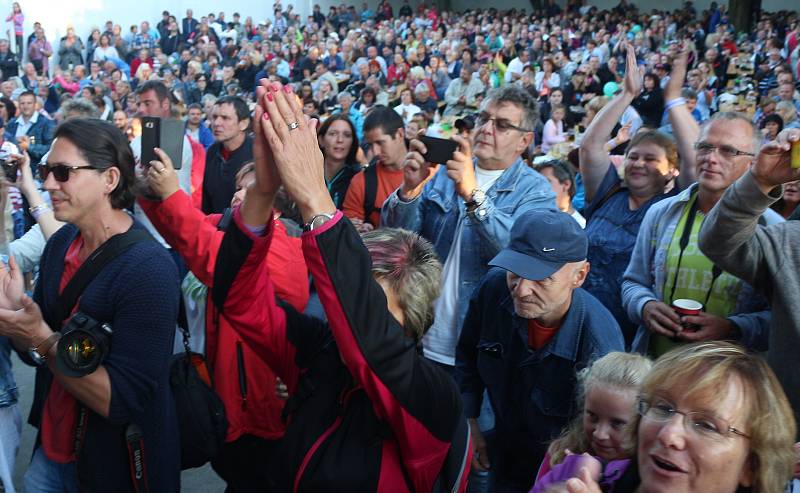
left=9, top=352, right=225, bottom=492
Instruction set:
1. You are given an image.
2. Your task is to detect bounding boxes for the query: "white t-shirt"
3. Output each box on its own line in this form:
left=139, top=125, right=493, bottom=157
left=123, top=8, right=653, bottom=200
left=423, top=165, right=505, bottom=366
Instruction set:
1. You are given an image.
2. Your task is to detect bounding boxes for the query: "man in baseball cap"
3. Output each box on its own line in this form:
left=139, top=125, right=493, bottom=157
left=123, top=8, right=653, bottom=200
left=455, top=209, right=624, bottom=491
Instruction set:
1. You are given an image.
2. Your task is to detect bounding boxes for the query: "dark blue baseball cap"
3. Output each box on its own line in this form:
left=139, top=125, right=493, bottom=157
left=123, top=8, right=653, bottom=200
left=489, top=209, right=588, bottom=280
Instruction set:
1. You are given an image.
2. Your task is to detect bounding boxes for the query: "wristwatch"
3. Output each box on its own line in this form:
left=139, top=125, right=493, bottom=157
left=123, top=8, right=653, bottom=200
left=464, top=189, right=486, bottom=210
left=303, top=212, right=335, bottom=232
left=28, top=332, right=61, bottom=366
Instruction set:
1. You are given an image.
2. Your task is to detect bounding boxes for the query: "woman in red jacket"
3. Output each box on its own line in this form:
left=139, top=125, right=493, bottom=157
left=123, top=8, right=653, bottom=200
left=139, top=154, right=308, bottom=492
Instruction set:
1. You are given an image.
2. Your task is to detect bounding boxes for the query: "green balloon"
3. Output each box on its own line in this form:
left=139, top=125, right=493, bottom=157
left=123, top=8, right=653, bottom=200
left=631, top=24, right=642, bottom=34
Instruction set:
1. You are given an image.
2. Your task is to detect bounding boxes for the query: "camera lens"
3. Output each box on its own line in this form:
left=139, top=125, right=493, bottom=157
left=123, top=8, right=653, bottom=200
left=65, top=335, right=99, bottom=367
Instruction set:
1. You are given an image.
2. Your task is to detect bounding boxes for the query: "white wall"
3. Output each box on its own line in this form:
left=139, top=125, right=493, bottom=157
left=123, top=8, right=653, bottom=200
left=5, top=0, right=798, bottom=54
left=2, top=0, right=310, bottom=52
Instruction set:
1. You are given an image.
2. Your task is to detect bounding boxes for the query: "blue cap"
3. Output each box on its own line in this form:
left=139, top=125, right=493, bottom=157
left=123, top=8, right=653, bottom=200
left=489, top=209, right=588, bottom=281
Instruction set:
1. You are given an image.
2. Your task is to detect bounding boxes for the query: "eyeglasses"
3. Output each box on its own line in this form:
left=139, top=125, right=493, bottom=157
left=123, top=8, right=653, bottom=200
left=693, top=141, right=755, bottom=159
left=39, top=163, right=102, bottom=182
left=475, top=113, right=532, bottom=133
left=638, top=398, right=750, bottom=442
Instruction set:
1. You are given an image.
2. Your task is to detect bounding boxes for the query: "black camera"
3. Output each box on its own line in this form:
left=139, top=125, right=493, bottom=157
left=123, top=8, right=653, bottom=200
left=57, top=312, right=113, bottom=377
left=0, top=151, right=17, bottom=182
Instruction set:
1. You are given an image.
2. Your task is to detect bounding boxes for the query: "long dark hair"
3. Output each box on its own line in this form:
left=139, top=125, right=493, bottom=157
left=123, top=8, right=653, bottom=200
left=54, top=118, right=136, bottom=209
left=317, top=114, right=360, bottom=164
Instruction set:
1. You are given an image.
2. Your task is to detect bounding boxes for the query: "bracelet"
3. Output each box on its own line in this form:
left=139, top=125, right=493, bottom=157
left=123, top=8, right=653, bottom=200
left=664, top=97, right=687, bottom=112
left=29, top=203, right=52, bottom=221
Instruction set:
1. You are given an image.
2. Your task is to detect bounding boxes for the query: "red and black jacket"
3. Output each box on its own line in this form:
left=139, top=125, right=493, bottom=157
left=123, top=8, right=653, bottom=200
left=213, top=209, right=471, bottom=492
left=139, top=191, right=309, bottom=444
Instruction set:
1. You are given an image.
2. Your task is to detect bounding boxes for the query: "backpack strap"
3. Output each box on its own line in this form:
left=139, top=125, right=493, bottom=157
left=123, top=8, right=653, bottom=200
left=56, top=229, right=153, bottom=322
left=362, top=161, right=379, bottom=223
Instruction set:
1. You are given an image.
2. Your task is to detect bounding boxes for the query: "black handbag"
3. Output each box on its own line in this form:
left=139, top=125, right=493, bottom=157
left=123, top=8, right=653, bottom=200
left=170, top=325, right=229, bottom=469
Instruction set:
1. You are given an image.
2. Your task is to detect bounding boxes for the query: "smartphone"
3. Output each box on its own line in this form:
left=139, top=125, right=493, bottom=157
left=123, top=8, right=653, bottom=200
left=419, top=136, right=458, bottom=164
left=141, top=117, right=184, bottom=170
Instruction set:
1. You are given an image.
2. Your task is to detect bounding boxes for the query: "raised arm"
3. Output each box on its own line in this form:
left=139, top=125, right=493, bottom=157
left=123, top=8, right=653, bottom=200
left=699, top=129, right=800, bottom=292
left=258, top=80, right=469, bottom=492
left=580, top=44, right=642, bottom=203
left=665, top=46, right=699, bottom=189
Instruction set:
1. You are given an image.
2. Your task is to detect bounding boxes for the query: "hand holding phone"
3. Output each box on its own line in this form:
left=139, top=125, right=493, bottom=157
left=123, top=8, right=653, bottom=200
left=419, top=136, right=458, bottom=165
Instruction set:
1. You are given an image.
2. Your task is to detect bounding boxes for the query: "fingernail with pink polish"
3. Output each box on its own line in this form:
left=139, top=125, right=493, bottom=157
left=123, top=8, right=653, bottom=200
left=284, top=85, right=293, bottom=94
left=267, top=92, right=274, bottom=102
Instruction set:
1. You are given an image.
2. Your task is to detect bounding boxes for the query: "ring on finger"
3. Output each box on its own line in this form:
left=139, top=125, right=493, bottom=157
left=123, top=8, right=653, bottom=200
left=287, top=121, right=300, bottom=131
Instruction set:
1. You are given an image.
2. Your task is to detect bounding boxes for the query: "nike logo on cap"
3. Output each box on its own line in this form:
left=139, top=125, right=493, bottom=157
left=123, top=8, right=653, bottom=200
left=542, top=247, right=555, bottom=252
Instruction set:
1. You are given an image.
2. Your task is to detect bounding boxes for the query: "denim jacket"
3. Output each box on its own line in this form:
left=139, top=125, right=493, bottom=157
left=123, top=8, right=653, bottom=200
left=621, top=184, right=783, bottom=353
left=0, top=337, right=18, bottom=408
left=381, top=157, right=556, bottom=332
left=455, top=268, right=625, bottom=488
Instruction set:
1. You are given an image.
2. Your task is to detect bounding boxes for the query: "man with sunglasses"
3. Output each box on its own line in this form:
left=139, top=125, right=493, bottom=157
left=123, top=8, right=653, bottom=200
left=383, top=84, right=556, bottom=485
left=622, top=111, right=784, bottom=358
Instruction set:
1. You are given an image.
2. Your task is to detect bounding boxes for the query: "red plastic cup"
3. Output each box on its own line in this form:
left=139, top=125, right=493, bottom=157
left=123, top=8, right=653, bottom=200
left=672, top=299, right=703, bottom=332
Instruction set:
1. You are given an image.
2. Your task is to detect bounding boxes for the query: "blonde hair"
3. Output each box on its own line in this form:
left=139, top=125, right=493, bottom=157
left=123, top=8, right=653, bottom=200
left=549, top=352, right=652, bottom=465
left=626, top=342, right=796, bottom=493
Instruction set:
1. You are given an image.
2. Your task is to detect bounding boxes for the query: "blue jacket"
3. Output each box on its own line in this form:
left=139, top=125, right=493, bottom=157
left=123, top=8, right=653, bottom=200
left=186, top=121, right=214, bottom=149
left=382, top=157, right=556, bottom=342
left=455, top=268, right=625, bottom=489
left=4, top=114, right=55, bottom=164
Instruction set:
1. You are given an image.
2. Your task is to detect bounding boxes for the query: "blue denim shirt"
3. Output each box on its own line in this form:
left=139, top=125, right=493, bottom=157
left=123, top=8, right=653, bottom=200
left=0, top=337, right=17, bottom=408
left=382, top=157, right=556, bottom=334
left=455, top=268, right=625, bottom=488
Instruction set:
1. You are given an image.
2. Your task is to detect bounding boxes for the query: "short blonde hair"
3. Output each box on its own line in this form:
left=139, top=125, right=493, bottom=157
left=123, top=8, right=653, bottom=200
left=627, top=342, right=796, bottom=493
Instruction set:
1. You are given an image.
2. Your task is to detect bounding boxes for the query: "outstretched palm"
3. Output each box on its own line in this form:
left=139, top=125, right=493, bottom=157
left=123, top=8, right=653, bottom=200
left=0, top=257, right=25, bottom=311
left=622, top=43, right=643, bottom=97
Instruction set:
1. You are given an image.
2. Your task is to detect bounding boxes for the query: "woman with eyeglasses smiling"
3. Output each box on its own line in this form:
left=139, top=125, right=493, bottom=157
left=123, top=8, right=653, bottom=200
left=555, top=341, right=796, bottom=493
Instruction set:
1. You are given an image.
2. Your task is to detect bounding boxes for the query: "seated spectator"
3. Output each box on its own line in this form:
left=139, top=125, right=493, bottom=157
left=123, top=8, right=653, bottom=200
left=331, top=92, right=364, bottom=142
left=541, top=103, right=567, bottom=153
left=414, top=82, right=439, bottom=116
left=535, top=160, right=585, bottom=227
left=564, top=341, right=796, bottom=493
left=355, top=86, right=377, bottom=114
left=699, top=127, right=800, bottom=435
left=342, top=105, right=407, bottom=231
left=444, top=66, right=484, bottom=117
left=213, top=81, right=470, bottom=492
left=317, top=114, right=363, bottom=209
left=313, top=79, right=337, bottom=114
left=532, top=352, right=652, bottom=491
left=404, top=111, right=426, bottom=136
left=770, top=179, right=799, bottom=219
left=776, top=101, right=800, bottom=130
left=760, top=113, right=784, bottom=141
left=456, top=209, right=624, bottom=491
left=535, top=57, right=561, bottom=97
left=394, top=87, right=421, bottom=125
left=632, top=73, right=665, bottom=128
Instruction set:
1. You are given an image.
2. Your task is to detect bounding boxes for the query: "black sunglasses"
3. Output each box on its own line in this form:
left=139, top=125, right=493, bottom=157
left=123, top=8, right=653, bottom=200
left=39, top=163, right=101, bottom=182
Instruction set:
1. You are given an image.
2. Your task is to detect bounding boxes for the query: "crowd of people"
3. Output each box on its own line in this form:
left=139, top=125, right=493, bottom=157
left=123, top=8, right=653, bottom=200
left=0, top=0, right=798, bottom=492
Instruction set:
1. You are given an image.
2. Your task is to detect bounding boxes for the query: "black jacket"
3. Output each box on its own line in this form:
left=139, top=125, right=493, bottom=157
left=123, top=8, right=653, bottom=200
left=201, top=134, right=253, bottom=214
left=0, top=51, right=19, bottom=81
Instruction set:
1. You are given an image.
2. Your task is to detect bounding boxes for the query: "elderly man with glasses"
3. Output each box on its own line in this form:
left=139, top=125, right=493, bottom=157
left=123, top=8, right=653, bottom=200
left=621, top=111, right=784, bottom=359
left=382, top=84, right=556, bottom=485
